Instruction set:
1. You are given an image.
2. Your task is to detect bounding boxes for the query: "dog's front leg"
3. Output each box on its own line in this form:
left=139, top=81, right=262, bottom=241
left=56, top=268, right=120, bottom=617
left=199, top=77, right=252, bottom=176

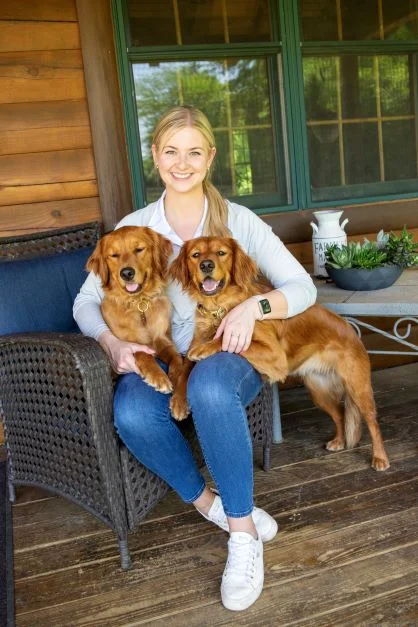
left=134, top=352, right=173, bottom=394
left=153, top=337, right=183, bottom=385
left=187, top=337, right=223, bottom=362
left=170, top=357, right=195, bottom=421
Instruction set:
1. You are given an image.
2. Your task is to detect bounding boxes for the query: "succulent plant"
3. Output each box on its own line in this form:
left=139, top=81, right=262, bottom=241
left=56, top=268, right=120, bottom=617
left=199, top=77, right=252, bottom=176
left=325, top=227, right=418, bottom=270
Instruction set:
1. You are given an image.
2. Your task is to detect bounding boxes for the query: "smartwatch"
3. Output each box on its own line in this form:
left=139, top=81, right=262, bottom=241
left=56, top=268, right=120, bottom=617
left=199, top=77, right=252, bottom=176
left=254, top=296, right=271, bottom=320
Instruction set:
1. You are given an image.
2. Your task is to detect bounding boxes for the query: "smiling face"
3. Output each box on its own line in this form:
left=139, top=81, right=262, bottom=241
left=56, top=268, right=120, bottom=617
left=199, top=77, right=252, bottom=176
left=87, top=226, right=173, bottom=296
left=152, top=127, right=216, bottom=196
left=179, top=237, right=236, bottom=296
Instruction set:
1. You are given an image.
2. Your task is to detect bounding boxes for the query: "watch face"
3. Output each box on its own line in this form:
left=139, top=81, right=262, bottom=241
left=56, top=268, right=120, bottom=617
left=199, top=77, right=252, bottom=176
left=260, top=298, right=271, bottom=315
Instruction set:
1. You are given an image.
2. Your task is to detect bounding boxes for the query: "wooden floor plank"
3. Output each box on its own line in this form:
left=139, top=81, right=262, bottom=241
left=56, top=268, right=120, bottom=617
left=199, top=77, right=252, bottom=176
left=293, top=583, right=418, bottom=627
left=14, top=476, right=417, bottom=616
left=12, top=439, right=417, bottom=576
left=16, top=520, right=418, bottom=625
left=10, top=363, right=418, bottom=626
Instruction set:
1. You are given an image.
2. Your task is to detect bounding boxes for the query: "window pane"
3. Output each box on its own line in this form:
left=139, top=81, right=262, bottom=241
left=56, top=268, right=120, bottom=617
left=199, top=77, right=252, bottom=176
left=128, top=0, right=177, bottom=46
left=300, top=0, right=338, bottom=41
left=127, top=0, right=273, bottom=47
left=339, top=0, right=379, bottom=40
left=303, top=54, right=418, bottom=200
left=383, top=0, right=418, bottom=40
left=132, top=58, right=286, bottom=203
left=300, top=0, right=418, bottom=41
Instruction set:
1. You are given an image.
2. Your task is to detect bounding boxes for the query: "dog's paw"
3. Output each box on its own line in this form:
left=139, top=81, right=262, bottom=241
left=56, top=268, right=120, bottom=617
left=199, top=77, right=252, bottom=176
left=144, top=371, right=173, bottom=394
left=326, top=437, right=345, bottom=452
left=187, top=344, right=218, bottom=362
left=170, top=393, right=190, bottom=421
left=372, top=456, right=390, bottom=471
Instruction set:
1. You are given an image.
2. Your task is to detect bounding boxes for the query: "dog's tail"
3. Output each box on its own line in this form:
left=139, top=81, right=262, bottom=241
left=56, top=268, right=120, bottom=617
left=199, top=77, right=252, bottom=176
left=344, top=394, right=363, bottom=448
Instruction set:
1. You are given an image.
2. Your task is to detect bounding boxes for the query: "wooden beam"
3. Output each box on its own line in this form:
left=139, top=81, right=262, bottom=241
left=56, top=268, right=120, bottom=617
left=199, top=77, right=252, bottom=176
left=75, top=0, right=133, bottom=230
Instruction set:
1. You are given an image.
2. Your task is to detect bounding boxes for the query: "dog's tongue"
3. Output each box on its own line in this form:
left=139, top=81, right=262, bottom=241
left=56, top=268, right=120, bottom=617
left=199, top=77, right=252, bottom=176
left=126, top=283, right=139, bottom=293
left=203, top=278, right=218, bottom=293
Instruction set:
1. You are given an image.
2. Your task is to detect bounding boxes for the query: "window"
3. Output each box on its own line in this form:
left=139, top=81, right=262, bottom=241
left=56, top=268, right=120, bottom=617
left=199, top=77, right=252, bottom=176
left=113, top=0, right=418, bottom=213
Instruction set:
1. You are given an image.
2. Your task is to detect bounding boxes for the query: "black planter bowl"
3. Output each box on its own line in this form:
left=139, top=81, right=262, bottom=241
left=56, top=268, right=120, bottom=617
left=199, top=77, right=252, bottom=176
left=325, top=264, right=403, bottom=291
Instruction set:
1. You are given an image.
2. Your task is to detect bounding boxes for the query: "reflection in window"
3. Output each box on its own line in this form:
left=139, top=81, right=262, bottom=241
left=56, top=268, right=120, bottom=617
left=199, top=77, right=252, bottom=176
left=133, top=59, right=286, bottom=203
left=300, top=0, right=418, bottom=41
left=128, top=0, right=273, bottom=46
left=303, top=54, right=418, bottom=199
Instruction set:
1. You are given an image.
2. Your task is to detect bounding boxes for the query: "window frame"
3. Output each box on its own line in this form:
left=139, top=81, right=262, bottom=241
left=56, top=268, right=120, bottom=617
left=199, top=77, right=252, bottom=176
left=112, top=0, right=418, bottom=215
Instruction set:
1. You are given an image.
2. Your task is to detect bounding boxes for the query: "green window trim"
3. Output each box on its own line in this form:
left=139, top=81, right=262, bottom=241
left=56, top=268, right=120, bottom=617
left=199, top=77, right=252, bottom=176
left=112, top=0, right=418, bottom=215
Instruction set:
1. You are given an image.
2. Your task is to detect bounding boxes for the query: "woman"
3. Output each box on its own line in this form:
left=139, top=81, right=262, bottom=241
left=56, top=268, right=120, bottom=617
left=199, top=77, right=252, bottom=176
left=73, top=105, right=316, bottom=611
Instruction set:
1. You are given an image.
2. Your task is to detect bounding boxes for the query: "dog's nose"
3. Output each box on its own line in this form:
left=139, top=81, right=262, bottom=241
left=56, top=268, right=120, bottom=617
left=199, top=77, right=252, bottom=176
left=199, top=259, right=215, bottom=274
left=120, top=266, right=135, bottom=281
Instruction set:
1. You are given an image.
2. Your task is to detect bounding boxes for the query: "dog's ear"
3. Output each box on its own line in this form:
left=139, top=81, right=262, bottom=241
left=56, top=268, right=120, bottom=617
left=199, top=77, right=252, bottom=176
left=149, top=230, right=173, bottom=278
left=230, top=240, right=259, bottom=286
left=86, top=237, right=110, bottom=287
left=169, top=244, right=190, bottom=288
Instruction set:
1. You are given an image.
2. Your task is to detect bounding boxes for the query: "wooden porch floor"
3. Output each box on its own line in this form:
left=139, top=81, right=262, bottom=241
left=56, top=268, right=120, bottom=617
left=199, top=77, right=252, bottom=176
left=9, top=363, right=418, bottom=626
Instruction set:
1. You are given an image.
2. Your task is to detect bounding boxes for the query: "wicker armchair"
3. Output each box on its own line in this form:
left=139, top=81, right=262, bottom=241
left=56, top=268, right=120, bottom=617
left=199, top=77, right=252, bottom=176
left=0, top=223, right=273, bottom=570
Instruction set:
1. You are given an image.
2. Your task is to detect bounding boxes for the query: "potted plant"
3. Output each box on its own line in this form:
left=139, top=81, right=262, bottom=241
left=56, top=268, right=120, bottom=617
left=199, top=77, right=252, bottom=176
left=324, top=227, right=418, bottom=290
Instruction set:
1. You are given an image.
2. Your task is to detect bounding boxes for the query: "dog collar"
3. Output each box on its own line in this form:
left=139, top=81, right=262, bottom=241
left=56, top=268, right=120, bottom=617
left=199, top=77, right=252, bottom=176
left=197, top=303, right=227, bottom=322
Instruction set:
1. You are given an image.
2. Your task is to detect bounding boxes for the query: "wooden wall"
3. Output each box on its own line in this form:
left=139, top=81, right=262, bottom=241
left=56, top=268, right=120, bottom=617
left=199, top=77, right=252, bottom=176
left=0, top=0, right=101, bottom=237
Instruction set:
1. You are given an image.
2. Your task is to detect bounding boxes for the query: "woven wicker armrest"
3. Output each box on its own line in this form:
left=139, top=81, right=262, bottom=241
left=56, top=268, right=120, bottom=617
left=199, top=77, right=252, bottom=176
left=0, top=332, right=128, bottom=543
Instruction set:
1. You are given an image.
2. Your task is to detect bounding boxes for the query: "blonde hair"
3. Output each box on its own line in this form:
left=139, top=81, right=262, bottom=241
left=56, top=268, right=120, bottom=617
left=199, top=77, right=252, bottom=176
left=152, top=105, right=230, bottom=237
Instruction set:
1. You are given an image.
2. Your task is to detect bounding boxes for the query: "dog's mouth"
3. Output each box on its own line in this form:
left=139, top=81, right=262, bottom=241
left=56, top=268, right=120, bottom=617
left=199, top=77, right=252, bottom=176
left=122, top=272, right=147, bottom=294
left=199, top=277, right=225, bottom=296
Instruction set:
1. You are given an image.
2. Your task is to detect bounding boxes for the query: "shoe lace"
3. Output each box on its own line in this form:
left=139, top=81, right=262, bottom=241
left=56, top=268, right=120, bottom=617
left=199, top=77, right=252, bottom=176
left=224, top=539, right=257, bottom=583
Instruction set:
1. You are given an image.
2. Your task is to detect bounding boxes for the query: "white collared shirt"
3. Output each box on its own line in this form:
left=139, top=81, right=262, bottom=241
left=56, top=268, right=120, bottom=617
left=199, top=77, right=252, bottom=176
left=73, top=194, right=316, bottom=354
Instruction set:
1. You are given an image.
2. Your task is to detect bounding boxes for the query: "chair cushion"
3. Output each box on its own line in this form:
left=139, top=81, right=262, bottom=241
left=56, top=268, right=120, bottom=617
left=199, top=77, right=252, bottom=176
left=0, top=246, right=93, bottom=334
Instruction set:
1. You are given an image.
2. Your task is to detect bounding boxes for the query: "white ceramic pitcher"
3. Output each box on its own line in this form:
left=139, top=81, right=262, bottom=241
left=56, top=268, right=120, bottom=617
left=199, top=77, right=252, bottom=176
left=310, top=210, right=348, bottom=278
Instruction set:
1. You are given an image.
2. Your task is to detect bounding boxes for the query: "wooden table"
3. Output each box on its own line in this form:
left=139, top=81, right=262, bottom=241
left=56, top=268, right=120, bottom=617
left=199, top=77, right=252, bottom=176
left=315, top=267, right=418, bottom=356
left=272, top=268, right=418, bottom=443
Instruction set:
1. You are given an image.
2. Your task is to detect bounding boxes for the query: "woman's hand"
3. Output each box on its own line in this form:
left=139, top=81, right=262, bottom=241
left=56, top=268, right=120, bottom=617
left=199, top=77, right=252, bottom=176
left=98, top=330, right=155, bottom=374
left=214, top=298, right=260, bottom=353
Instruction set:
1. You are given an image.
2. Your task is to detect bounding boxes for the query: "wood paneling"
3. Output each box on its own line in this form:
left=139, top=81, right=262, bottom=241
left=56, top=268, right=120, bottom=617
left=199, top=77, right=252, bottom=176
left=76, top=0, right=133, bottom=230
left=0, top=148, right=95, bottom=186
left=0, top=0, right=77, bottom=22
left=0, top=180, right=98, bottom=207
left=0, top=125, right=91, bottom=155
left=0, top=197, right=101, bottom=235
left=0, top=0, right=100, bottom=236
left=265, top=198, right=418, bottom=245
left=0, top=99, right=89, bottom=130
left=0, top=21, right=80, bottom=52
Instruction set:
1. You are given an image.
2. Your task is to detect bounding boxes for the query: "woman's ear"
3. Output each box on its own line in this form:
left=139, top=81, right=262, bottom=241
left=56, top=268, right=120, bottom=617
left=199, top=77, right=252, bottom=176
left=231, top=240, right=259, bottom=287
left=169, top=245, right=190, bottom=288
left=86, top=238, right=110, bottom=287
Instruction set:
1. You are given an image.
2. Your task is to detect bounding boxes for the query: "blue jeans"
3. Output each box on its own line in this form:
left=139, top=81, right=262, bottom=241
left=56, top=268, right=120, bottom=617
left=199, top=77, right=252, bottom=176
left=114, top=353, right=262, bottom=517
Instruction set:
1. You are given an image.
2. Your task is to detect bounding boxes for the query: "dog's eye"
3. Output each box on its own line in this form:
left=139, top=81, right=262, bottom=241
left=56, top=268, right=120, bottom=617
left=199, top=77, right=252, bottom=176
left=191, top=252, right=200, bottom=258
left=135, top=247, right=144, bottom=253
left=217, top=251, right=226, bottom=256
left=109, top=253, right=120, bottom=258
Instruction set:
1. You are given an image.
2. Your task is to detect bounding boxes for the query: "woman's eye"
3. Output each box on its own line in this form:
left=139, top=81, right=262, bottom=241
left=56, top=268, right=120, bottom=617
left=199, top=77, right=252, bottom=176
left=192, top=252, right=200, bottom=258
left=191, top=151, right=202, bottom=157
left=135, top=247, right=144, bottom=253
left=218, top=251, right=226, bottom=256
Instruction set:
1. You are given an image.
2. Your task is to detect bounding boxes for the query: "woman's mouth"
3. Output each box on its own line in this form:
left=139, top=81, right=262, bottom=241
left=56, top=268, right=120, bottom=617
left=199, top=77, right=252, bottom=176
left=171, top=172, right=193, bottom=180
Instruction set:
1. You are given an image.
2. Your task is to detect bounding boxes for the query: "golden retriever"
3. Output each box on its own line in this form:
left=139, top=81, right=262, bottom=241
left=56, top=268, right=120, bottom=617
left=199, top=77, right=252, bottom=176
left=170, top=236, right=390, bottom=471
left=87, top=226, right=184, bottom=397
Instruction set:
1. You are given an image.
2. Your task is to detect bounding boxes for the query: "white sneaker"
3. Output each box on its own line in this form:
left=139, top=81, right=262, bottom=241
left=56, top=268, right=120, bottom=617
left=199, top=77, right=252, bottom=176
left=221, top=532, right=264, bottom=611
left=201, top=491, right=278, bottom=542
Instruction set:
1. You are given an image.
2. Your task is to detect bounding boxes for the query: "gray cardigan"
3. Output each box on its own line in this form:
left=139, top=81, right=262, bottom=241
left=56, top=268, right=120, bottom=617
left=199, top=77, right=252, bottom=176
left=73, top=195, right=317, bottom=354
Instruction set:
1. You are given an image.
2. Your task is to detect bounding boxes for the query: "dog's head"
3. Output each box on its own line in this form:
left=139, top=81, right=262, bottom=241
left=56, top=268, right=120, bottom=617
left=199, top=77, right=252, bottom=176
left=170, top=236, right=258, bottom=298
left=87, top=226, right=173, bottom=295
